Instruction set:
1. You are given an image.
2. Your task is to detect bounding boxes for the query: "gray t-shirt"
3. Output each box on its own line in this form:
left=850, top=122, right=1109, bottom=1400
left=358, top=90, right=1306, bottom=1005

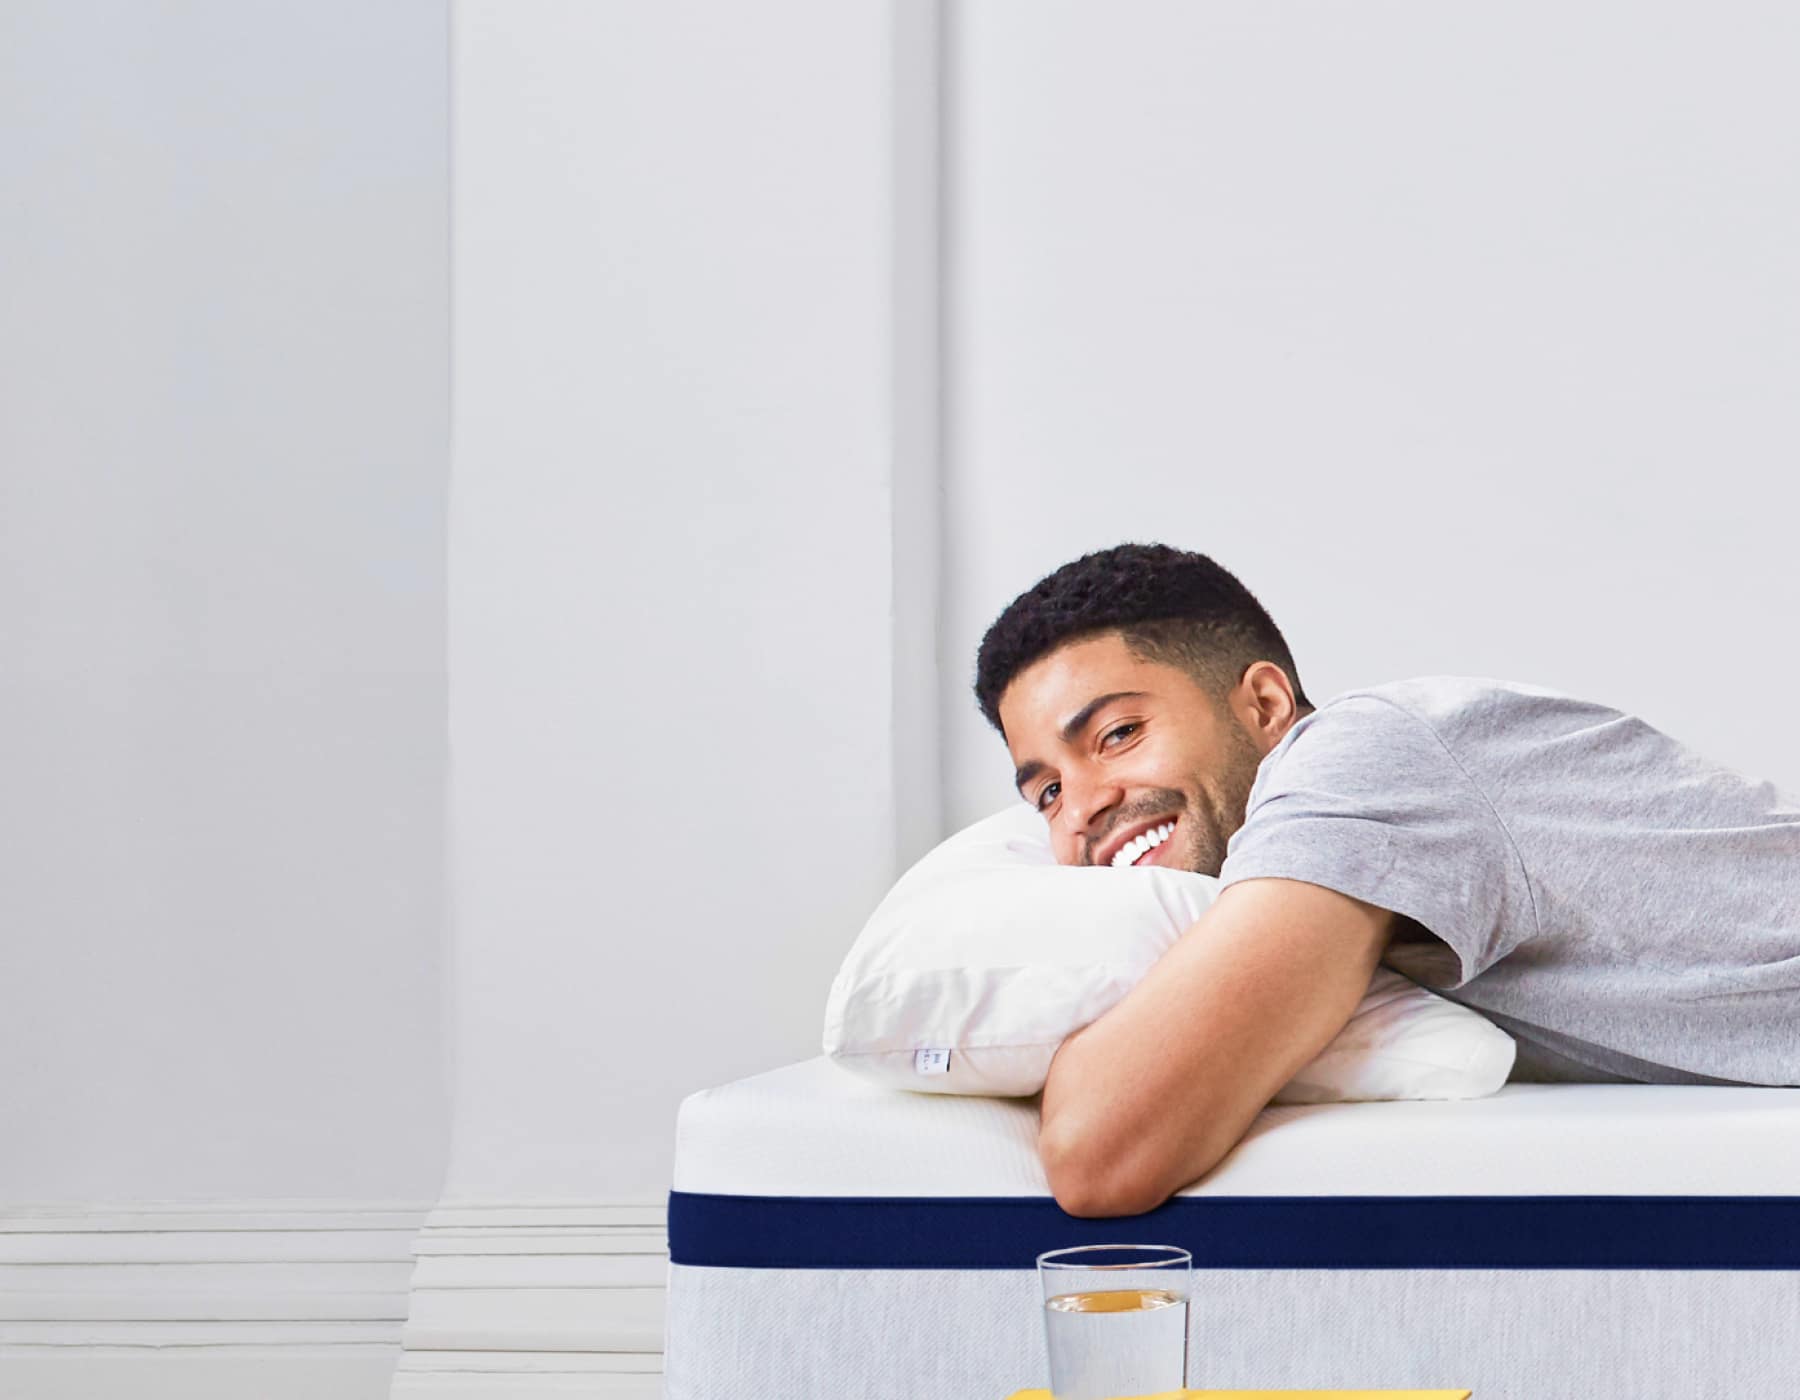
left=1217, top=677, right=1800, bottom=1086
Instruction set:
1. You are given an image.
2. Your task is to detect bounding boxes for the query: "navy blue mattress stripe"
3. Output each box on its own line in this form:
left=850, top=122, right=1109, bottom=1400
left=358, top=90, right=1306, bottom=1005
left=667, top=1191, right=1800, bottom=1270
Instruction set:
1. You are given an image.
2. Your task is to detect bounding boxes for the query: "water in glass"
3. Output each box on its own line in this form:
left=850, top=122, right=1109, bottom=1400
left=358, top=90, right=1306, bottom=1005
left=1042, top=1285, right=1188, bottom=1400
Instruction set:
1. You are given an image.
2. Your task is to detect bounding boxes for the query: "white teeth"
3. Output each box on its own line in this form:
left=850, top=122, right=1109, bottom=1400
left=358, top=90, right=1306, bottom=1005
left=1109, top=821, right=1175, bottom=867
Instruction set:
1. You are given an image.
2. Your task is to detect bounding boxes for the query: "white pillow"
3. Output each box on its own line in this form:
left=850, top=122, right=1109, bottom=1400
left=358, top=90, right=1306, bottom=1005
left=823, top=804, right=1515, bottom=1101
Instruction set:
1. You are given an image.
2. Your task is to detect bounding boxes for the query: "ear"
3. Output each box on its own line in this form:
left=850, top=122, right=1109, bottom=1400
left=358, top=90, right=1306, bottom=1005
left=1234, top=660, right=1302, bottom=745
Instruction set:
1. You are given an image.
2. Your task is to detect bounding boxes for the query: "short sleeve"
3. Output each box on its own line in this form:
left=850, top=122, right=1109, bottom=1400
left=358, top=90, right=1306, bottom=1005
left=1218, top=695, right=1538, bottom=988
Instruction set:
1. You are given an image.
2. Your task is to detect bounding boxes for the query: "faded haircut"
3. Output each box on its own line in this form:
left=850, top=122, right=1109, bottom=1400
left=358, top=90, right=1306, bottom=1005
left=973, top=542, right=1312, bottom=734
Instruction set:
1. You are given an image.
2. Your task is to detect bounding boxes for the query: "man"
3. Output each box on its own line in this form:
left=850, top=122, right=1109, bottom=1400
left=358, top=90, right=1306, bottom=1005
left=977, top=542, right=1800, bottom=1218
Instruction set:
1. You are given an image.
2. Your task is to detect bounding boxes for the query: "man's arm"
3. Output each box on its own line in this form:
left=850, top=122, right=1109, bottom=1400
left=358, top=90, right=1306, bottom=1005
left=1038, top=877, right=1396, bottom=1217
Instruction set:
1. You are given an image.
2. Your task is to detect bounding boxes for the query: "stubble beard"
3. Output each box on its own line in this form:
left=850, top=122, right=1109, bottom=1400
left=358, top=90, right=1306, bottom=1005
left=1182, top=722, right=1269, bottom=878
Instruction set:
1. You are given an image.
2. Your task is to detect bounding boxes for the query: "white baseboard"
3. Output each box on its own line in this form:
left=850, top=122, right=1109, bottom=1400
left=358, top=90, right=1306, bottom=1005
left=0, top=1199, right=430, bottom=1400
left=392, top=1201, right=666, bottom=1399
left=0, top=1198, right=668, bottom=1399
left=393, top=1351, right=661, bottom=1399
left=0, top=1346, right=408, bottom=1400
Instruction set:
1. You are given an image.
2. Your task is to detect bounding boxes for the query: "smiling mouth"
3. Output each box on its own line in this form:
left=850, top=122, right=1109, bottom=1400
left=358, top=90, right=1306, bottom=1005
left=1105, top=818, right=1179, bottom=869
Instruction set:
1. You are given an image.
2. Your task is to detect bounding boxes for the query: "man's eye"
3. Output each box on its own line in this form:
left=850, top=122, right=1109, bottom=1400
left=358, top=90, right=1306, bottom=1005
left=1102, top=723, right=1139, bottom=746
left=1034, top=781, right=1060, bottom=812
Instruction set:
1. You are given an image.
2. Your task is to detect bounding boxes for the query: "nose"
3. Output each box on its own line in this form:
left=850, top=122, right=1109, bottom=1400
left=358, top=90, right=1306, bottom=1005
left=1055, top=764, right=1123, bottom=864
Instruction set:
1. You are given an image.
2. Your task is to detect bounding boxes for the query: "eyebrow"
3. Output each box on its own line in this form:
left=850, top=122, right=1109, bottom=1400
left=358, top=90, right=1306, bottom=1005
left=1012, top=690, right=1152, bottom=798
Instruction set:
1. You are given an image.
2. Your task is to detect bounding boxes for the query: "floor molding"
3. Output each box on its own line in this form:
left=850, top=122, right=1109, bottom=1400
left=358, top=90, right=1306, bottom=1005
left=0, top=1198, right=668, bottom=1397
left=0, top=1199, right=430, bottom=1400
left=392, top=1201, right=666, bottom=1399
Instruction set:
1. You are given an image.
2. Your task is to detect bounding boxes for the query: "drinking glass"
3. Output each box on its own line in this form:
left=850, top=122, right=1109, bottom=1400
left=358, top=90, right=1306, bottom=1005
left=1037, top=1243, right=1191, bottom=1399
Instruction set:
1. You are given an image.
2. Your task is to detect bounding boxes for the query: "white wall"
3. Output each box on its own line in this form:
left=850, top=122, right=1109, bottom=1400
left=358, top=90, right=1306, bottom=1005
left=446, top=0, right=917, bottom=1207
left=439, top=0, right=1800, bottom=1228
left=941, top=1, right=1800, bottom=827
left=0, top=1, right=450, bottom=1203
left=10, top=0, right=1796, bottom=1390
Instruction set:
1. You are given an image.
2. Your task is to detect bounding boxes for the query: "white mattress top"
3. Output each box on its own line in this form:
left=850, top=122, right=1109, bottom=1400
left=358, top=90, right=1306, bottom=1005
left=672, top=1056, right=1800, bottom=1197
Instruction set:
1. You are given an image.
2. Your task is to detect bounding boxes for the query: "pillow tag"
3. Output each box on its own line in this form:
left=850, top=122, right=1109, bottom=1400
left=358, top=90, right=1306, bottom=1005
left=913, top=1048, right=952, bottom=1075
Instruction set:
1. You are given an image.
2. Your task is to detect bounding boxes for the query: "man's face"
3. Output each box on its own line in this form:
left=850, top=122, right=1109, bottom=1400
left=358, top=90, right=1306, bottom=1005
left=997, top=632, right=1272, bottom=877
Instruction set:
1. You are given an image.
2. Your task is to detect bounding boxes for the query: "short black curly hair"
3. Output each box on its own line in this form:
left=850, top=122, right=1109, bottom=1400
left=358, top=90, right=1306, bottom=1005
left=974, top=542, right=1312, bottom=734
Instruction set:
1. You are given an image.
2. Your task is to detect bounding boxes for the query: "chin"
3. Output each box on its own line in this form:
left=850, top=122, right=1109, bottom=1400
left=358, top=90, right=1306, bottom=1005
left=1183, top=840, right=1221, bottom=879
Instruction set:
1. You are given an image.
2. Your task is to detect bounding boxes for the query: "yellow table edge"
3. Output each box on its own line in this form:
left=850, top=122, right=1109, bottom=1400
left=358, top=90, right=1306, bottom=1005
left=1008, top=1391, right=1471, bottom=1399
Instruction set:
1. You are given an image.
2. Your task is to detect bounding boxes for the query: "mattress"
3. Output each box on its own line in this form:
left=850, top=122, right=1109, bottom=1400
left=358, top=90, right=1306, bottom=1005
left=665, top=1057, right=1800, bottom=1399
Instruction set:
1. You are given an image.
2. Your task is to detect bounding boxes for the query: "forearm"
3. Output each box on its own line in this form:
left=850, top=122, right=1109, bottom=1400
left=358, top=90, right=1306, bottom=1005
left=1036, top=879, right=1394, bottom=1218
left=1036, top=940, right=1270, bottom=1216
left=1039, top=1059, right=1245, bottom=1218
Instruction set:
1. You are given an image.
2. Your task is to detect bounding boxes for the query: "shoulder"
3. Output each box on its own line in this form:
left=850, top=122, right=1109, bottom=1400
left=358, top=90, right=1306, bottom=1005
left=1277, top=676, right=1619, bottom=758
left=1319, top=675, right=1579, bottom=723
left=1251, top=677, right=1494, bottom=772
left=1244, top=677, right=1581, bottom=813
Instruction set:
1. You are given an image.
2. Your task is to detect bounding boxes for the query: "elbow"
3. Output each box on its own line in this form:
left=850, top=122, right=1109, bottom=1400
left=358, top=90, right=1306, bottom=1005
left=1039, top=1116, right=1170, bottom=1219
